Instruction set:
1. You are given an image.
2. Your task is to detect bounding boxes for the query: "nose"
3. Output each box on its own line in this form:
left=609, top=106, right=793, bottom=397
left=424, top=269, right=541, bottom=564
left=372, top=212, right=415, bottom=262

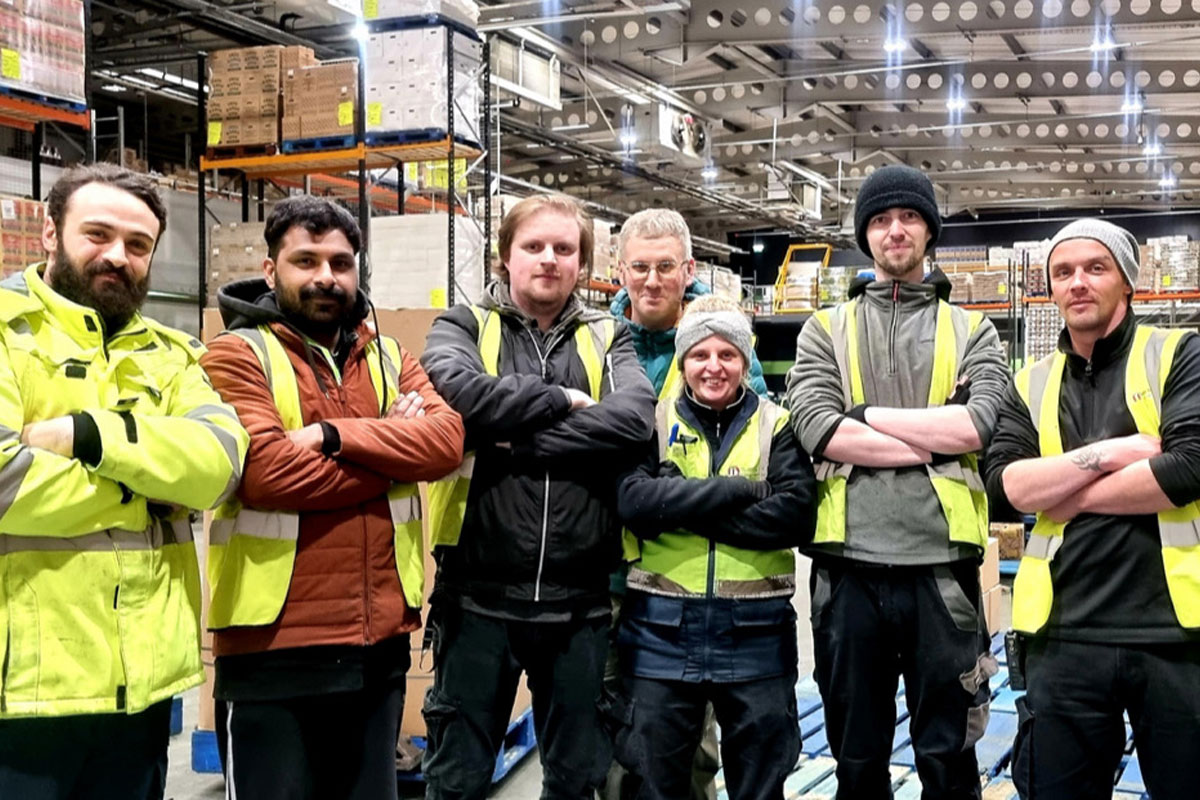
left=644, top=266, right=662, bottom=287
left=887, top=217, right=906, bottom=237
left=538, top=244, right=557, bottom=263
left=1069, top=267, right=1088, bottom=290
left=312, top=259, right=336, bottom=286
left=101, top=238, right=129, bottom=268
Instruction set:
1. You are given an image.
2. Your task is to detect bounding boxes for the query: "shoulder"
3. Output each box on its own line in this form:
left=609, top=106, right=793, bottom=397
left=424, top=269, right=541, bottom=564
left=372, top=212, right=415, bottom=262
left=142, top=317, right=208, bottom=362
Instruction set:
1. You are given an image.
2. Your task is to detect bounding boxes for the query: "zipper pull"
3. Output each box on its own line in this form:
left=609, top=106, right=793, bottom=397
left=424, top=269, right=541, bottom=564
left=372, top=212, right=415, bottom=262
left=893, top=282, right=900, bottom=302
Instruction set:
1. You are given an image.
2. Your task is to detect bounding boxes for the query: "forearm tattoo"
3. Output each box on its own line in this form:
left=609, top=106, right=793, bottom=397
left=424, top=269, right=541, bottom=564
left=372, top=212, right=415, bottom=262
left=1070, top=446, right=1103, bottom=472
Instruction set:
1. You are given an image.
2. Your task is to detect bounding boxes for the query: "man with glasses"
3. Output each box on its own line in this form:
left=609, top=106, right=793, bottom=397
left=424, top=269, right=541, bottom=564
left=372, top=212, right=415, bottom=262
left=602, top=209, right=767, bottom=800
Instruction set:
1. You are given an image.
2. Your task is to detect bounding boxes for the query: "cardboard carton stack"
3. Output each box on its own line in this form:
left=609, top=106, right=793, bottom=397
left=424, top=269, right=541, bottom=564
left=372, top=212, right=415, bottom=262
left=207, top=46, right=294, bottom=149
left=1137, top=245, right=1160, bottom=294
left=364, top=25, right=482, bottom=136
left=0, top=194, right=45, bottom=278
left=207, top=222, right=267, bottom=307
left=981, top=536, right=1010, bottom=636
left=364, top=0, right=480, bottom=27
left=370, top=214, right=485, bottom=308
left=1014, top=239, right=1050, bottom=296
left=1148, top=235, right=1200, bottom=293
left=282, top=58, right=358, bottom=142
left=947, top=272, right=971, bottom=303
left=591, top=219, right=613, bottom=280
left=1024, top=301, right=1063, bottom=363
left=818, top=266, right=859, bottom=306
left=971, top=271, right=1009, bottom=304
left=695, top=264, right=742, bottom=304
left=0, top=0, right=86, bottom=103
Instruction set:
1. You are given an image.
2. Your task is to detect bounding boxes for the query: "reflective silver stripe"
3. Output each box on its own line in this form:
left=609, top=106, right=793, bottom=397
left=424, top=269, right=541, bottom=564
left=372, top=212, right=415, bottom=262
left=387, top=492, right=421, bottom=525
left=757, top=402, right=779, bottom=476
left=160, top=516, right=195, bottom=546
left=0, top=447, right=35, bottom=515
left=929, top=461, right=987, bottom=493
left=626, top=567, right=694, bottom=597
left=1161, top=521, right=1200, bottom=548
left=814, top=460, right=853, bottom=481
left=0, top=525, right=172, bottom=555
left=186, top=404, right=241, bottom=426
left=655, top=399, right=673, bottom=461
left=209, top=508, right=299, bottom=546
left=715, top=574, right=796, bottom=599
left=200, top=423, right=245, bottom=502
left=1024, top=533, right=1062, bottom=561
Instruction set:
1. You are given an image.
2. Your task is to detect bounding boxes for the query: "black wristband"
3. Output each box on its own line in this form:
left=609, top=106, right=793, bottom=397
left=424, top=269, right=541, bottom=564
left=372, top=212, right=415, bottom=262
left=319, top=421, right=341, bottom=457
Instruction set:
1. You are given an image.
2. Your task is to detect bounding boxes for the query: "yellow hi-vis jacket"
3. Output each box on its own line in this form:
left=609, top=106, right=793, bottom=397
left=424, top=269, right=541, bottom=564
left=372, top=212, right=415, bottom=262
left=810, top=298, right=990, bottom=550
left=0, top=264, right=248, bottom=718
left=1012, top=325, right=1200, bottom=633
left=426, top=305, right=614, bottom=548
left=627, top=396, right=795, bottom=598
left=206, top=325, right=424, bottom=629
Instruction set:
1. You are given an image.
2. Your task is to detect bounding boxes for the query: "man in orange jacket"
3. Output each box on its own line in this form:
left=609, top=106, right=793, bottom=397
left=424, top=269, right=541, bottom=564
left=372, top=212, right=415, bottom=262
left=200, top=196, right=464, bottom=799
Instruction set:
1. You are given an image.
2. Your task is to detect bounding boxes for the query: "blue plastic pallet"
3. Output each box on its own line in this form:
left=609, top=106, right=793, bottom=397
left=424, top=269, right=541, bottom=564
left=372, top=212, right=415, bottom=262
left=395, top=705, right=536, bottom=785
left=281, top=135, right=356, bottom=154
left=170, top=695, right=183, bottom=736
left=191, top=729, right=222, bottom=774
left=364, top=128, right=480, bottom=150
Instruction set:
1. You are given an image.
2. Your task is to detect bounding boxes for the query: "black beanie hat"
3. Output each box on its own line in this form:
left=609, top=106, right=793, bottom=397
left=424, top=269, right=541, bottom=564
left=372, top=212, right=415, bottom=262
left=854, top=165, right=942, bottom=259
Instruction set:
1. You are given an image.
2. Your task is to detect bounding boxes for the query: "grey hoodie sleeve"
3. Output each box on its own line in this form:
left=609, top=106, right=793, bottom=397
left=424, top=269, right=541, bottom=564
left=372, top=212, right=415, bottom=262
left=785, top=316, right=847, bottom=457
left=958, top=318, right=1010, bottom=446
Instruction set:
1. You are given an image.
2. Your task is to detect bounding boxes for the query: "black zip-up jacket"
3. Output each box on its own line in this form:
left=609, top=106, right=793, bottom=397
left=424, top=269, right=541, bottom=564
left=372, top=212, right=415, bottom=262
left=420, top=282, right=656, bottom=619
left=985, top=311, right=1200, bottom=643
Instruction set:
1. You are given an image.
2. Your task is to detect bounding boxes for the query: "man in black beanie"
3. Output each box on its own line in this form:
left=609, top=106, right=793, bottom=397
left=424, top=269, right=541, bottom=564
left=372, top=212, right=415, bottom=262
left=786, top=165, right=1009, bottom=799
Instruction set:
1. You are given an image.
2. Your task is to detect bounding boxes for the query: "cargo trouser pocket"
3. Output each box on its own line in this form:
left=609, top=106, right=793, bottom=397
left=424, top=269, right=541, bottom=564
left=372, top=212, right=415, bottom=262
left=934, top=565, right=980, bottom=632
left=598, top=684, right=638, bottom=774
left=809, top=565, right=840, bottom=629
left=1011, top=694, right=1036, bottom=798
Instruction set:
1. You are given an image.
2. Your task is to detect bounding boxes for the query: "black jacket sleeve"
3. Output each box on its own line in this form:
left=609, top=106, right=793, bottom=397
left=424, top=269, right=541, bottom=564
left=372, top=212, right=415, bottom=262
left=1150, top=333, right=1200, bottom=507
left=618, top=424, right=817, bottom=551
left=518, top=322, right=656, bottom=461
left=419, top=305, right=571, bottom=445
left=983, top=381, right=1039, bottom=520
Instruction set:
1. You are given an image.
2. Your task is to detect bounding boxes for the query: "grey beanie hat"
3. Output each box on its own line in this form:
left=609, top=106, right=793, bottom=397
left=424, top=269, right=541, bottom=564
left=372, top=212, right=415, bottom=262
left=853, top=165, right=942, bottom=258
left=675, top=309, right=754, bottom=374
left=1045, top=218, right=1140, bottom=289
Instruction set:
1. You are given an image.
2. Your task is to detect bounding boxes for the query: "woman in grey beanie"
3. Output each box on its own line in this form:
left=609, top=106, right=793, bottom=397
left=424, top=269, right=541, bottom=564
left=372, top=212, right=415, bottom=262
left=609, top=296, right=817, bottom=800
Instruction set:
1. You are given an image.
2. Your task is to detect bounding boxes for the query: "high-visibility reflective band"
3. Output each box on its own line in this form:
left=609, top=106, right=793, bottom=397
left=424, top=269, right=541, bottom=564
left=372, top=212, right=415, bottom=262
left=1023, top=533, right=1063, bottom=560
left=209, top=508, right=299, bottom=546
left=388, top=493, right=420, bottom=525
left=0, top=447, right=35, bottom=515
left=1161, top=523, right=1200, bottom=548
left=0, top=520, right=191, bottom=554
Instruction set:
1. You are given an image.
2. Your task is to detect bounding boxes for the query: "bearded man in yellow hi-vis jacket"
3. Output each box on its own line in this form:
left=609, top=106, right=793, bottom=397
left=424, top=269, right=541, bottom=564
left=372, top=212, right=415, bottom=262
left=0, top=163, right=249, bottom=800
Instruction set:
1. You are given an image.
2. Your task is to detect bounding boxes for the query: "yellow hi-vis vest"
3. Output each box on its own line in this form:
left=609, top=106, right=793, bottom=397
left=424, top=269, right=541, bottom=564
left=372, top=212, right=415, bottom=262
left=1011, top=325, right=1200, bottom=633
left=206, top=325, right=424, bottom=629
left=626, top=396, right=794, bottom=598
left=810, top=298, right=989, bottom=549
left=426, top=306, right=616, bottom=548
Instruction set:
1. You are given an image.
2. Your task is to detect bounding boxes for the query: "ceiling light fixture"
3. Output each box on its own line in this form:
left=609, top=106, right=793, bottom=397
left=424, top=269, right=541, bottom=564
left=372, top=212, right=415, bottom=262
left=883, top=38, right=907, bottom=54
left=1159, top=174, right=1177, bottom=189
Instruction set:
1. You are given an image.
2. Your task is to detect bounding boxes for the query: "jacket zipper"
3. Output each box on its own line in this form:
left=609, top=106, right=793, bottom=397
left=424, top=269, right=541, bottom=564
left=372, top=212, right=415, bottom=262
left=889, top=281, right=900, bottom=375
left=525, top=326, right=565, bottom=603
left=706, top=422, right=720, bottom=599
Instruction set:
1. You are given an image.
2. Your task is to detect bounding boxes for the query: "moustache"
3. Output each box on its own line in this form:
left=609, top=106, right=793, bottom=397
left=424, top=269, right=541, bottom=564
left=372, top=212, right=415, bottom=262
left=300, top=285, right=349, bottom=302
left=85, top=261, right=134, bottom=289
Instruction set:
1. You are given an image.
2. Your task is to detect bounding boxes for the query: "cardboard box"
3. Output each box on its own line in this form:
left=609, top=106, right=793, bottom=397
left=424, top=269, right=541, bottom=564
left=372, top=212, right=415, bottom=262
left=984, top=585, right=1011, bottom=636
left=990, top=522, right=1025, bottom=561
left=980, top=536, right=1000, bottom=592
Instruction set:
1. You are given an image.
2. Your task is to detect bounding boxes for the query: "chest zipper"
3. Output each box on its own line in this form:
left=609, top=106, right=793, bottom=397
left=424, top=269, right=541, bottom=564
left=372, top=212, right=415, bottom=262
left=888, top=282, right=900, bottom=376
left=525, top=327, right=567, bottom=603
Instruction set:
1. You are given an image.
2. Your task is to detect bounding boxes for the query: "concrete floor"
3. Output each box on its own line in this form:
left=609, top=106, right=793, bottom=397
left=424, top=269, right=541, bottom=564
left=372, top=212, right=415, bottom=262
left=165, top=559, right=815, bottom=800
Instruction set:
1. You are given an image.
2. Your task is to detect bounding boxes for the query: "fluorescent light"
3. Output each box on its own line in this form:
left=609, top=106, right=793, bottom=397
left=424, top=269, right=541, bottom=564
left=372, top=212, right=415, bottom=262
left=1143, top=143, right=1162, bottom=156
left=1159, top=175, right=1177, bottom=189
left=946, top=97, right=967, bottom=112
left=701, top=165, right=718, bottom=180
left=351, top=23, right=370, bottom=43
left=551, top=123, right=589, bottom=132
left=100, top=84, right=128, bottom=93
left=1090, top=36, right=1117, bottom=53
left=619, top=131, right=637, bottom=146
left=1122, top=98, right=1143, bottom=113
left=752, top=241, right=765, bottom=253
left=883, top=38, right=907, bottom=54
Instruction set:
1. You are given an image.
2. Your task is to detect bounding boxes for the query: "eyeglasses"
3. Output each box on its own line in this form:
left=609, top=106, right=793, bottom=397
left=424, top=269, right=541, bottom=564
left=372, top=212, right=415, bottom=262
left=626, top=260, right=682, bottom=277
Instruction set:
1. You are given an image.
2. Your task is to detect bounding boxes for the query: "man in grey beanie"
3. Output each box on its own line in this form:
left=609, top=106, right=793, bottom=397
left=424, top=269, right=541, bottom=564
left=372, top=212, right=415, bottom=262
left=787, top=164, right=1010, bottom=799
left=986, top=218, right=1200, bottom=800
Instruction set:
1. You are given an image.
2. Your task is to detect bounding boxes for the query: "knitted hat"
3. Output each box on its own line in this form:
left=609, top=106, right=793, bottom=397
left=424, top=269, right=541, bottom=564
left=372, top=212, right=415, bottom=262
left=1045, top=218, right=1140, bottom=289
left=675, top=296, right=753, bottom=374
left=854, top=165, right=942, bottom=258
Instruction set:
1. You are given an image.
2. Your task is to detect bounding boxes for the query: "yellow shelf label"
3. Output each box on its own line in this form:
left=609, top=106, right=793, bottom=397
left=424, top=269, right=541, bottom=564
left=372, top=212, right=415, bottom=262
left=998, top=283, right=1007, bottom=295
left=338, top=101, right=354, bottom=127
left=367, top=102, right=383, bottom=127
left=1, top=49, right=20, bottom=81
left=429, top=288, right=447, bottom=309
left=207, top=121, right=223, bottom=146
left=363, top=0, right=379, bottom=19
left=1163, top=275, right=1173, bottom=287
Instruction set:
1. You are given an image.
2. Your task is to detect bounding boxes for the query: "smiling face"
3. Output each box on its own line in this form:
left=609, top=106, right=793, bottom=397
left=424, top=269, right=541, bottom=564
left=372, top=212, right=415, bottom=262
left=264, top=225, right=358, bottom=345
left=864, top=207, right=932, bottom=281
left=503, top=209, right=583, bottom=322
left=1049, top=238, right=1130, bottom=339
left=619, top=234, right=695, bottom=331
left=682, top=334, right=745, bottom=410
left=42, top=181, right=160, bottom=332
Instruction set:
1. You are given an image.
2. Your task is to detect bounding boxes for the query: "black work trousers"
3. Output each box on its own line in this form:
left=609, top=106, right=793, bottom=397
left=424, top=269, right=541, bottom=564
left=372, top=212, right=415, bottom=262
left=0, top=699, right=171, bottom=800
left=810, top=561, right=994, bottom=800
left=1012, top=637, right=1200, bottom=800
left=614, top=673, right=800, bottom=800
left=220, top=674, right=407, bottom=799
left=421, top=606, right=611, bottom=800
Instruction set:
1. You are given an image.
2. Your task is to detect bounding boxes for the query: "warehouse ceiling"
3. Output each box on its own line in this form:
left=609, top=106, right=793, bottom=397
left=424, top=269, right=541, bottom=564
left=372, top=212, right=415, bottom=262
left=77, top=0, right=1200, bottom=243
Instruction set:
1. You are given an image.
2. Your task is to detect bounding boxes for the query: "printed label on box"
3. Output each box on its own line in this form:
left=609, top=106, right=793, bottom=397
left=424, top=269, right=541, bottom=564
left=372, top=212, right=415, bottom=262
left=429, top=288, right=447, bottom=308
left=1, top=49, right=20, bottom=81
left=998, top=284, right=1007, bottom=295
left=338, top=101, right=354, bottom=127
left=207, top=122, right=223, bottom=146
left=0, top=200, right=14, bottom=220
left=367, top=102, right=383, bottom=127
left=1163, top=275, right=1173, bottom=287
left=364, top=0, right=378, bottom=19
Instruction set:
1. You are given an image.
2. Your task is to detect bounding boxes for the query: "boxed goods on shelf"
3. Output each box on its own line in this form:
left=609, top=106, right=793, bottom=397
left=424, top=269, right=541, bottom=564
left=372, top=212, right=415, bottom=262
left=0, top=0, right=86, bottom=103
left=364, top=0, right=481, bottom=27
left=988, top=247, right=1014, bottom=268
left=935, top=246, right=988, bottom=272
left=947, top=272, right=971, bottom=304
left=1024, top=302, right=1063, bottom=363
left=0, top=194, right=45, bottom=278
left=1147, top=236, right=1199, bottom=293
left=695, top=264, right=742, bottom=303
left=818, top=267, right=857, bottom=306
left=1137, top=245, right=1159, bottom=294
left=370, top=214, right=485, bottom=308
left=206, top=45, right=315, bottom=149
left=591, top=220, right=613, bottom=280
left=364, top=26, right=482, bottom=136
left=207, top=222, right=267, bottom=307
left=971, top=271, right=1009, bottom=304
left=1014, top=239, right=1050, bottom=296
left=282, top=59, right=358, bottom=141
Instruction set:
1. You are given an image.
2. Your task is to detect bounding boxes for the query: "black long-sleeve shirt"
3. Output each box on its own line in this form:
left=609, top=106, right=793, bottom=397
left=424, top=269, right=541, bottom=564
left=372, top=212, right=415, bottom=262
left=984, top=311, right=1200, bottom=643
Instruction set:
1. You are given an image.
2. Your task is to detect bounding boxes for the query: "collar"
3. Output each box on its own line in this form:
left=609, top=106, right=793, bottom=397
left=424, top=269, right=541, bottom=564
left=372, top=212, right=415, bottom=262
left=24, top=263, right=143, bottom=343
left=1059, top=305, right=1137, bottom=371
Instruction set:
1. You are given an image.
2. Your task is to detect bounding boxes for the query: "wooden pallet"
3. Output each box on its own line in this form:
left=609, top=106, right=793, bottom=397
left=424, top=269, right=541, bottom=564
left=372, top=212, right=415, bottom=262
left=205, top=142, right=279, bottom=160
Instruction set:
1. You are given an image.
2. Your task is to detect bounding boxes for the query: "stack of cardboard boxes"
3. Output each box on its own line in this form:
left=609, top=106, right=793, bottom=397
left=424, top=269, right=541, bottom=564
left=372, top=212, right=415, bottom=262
left=0, top=0, right=86, bottom=103
left=364, top=25, right=482, bottom=137
left=370, top=214, right=485, bottom=308
left=207, top=45, right=299, bottom=149
left=364, top=0, right=480, bottom=28
left=282, top=58, right=358, bottom=142
left=207, top=221, right=268, bottom=306
left=0, top=194, right=45, bottom=278
left=1147, top=235, right=1200, bottom=293
left=981, top=536, right=1010, bottom=636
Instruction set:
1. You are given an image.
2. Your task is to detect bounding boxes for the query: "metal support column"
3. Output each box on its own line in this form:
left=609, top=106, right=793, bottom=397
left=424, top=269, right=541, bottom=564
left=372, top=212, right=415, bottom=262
left=241, top=175, right=250, bottom=222
left=257, top=179, right=265, bottom=222
left=356, top=39, right=369, bottom=289
left=31, top=123, right=43, bottom=201
left=446, top=26, right=456, bottom=307
left=482, top=37, right=491, bottom=277
left=397, top=162, right=405, bottom=215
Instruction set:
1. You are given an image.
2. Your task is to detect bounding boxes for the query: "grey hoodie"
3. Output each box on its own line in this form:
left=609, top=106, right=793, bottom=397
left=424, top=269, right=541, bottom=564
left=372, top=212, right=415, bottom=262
left=785, top=272, right=1009, bottom=565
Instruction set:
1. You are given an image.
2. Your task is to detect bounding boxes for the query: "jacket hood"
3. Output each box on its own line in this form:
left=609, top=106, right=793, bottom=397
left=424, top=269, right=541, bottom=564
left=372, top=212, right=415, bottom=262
left=216, top=277, right=370, bottom=332
left=608, top=276, right=713, bottom=328
left=847, top=266, right=952, bottom=303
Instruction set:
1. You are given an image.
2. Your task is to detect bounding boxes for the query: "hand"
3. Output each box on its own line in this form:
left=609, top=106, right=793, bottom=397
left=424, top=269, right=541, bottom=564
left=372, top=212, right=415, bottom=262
left=387, top=391, right=426, bottom=419
left=1094, top=434, right=1161, bottom=472
left=287, top=424, right=325, bottom=452
left=563, top=387, right=596, bottom=411
left=21, top=417, right=74, bottom=457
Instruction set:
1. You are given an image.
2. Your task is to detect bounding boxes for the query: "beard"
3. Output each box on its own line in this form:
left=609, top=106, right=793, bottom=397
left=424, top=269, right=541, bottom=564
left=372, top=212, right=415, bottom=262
left=48, top=242, right=150, bottom=333
left=874, top=249, right=925, bottom=279
left=275, top=280, right=355, bottom=341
